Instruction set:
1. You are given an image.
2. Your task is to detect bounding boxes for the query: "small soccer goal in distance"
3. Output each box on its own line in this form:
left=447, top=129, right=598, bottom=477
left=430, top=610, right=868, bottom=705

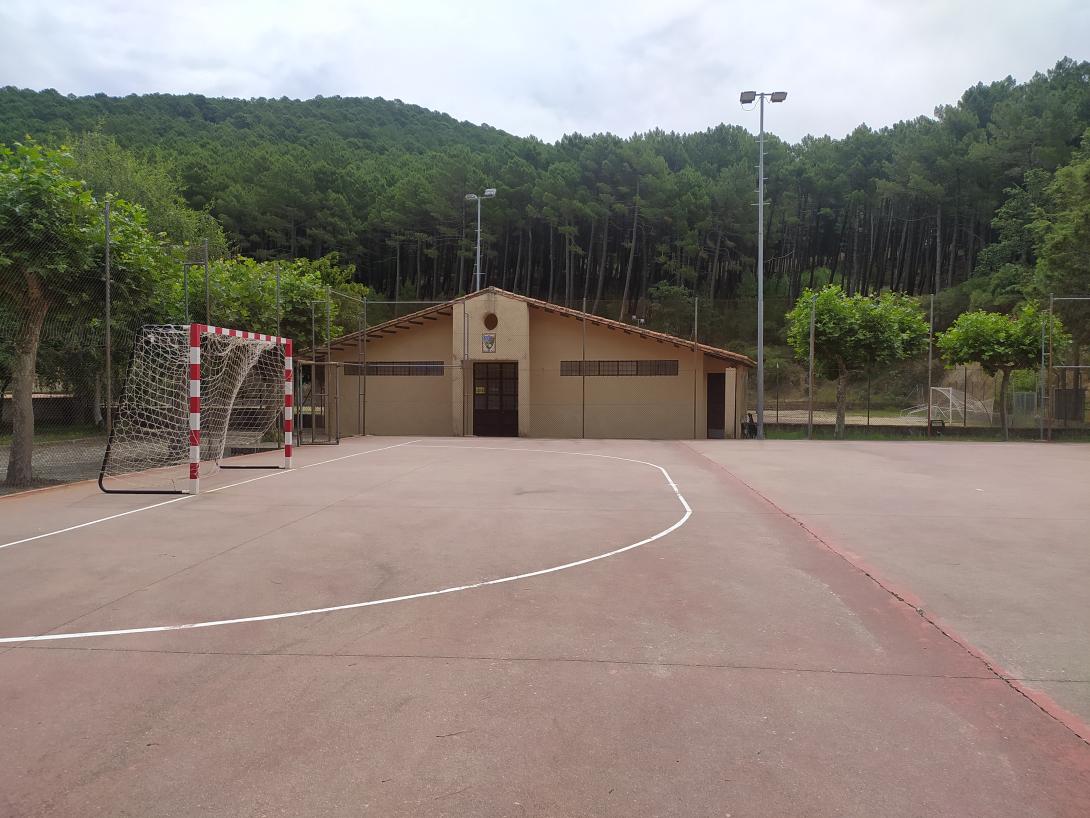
left=99, top=324, right=294, bottom=495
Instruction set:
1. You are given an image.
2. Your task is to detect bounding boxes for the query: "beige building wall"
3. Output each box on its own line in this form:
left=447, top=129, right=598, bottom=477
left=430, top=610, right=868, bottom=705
left=526, top=307, right=745, bottom=440
left=452, top=292, right=531, bottom=437
left=527, top=309, right=584, bottom=437
left=723, top=368, right=738, bottom=439
left=331, top=314, right=454, bottom=436
left=734, top=366, right=749, bottom=438
left=325, top=290, right=750, bottom=440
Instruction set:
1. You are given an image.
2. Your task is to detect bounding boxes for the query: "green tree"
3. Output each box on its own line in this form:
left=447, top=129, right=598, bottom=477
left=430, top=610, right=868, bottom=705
left=1033, top=132, right=1090, bottom=365
left=646, top=281, right=694, bottom=337
left=71, top=132, right=229, bottom=257
left=786, top=285, right=929, bottom=437
left=936, top=304, right=1068, bottom=438
left=0, top=141, right=171, bottom=486
left=168, top=254, right=364, bottom=349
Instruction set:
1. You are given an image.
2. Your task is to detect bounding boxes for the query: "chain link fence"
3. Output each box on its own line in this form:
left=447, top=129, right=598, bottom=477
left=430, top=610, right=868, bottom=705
left=4, top=208, right=1088, bottom=495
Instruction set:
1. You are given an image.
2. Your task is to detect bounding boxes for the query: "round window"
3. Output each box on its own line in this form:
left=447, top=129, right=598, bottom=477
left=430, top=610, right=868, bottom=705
left=483, top=313, right=499, bottom=330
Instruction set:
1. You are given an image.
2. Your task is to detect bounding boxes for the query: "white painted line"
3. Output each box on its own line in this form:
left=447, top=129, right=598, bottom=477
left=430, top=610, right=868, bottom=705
left=0, top=495, right=192, bottom=552
left=0, top=439, right=422, bottom=551
left=0, top=444, right=691, bottom=643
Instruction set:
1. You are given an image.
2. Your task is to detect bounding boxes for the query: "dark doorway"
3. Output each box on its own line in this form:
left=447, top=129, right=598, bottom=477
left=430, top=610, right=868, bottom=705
left=473, top=361, right=518, bottom=436
left=707, top=372, right=725, bottom=439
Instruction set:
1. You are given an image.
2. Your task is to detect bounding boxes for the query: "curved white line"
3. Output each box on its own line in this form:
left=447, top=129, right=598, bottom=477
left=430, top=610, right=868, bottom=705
left=0, top=444, right=691, bottom=644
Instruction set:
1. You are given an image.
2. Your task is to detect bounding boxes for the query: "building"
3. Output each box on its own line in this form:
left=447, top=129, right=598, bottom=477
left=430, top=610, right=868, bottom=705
left=314, top=288, right=753, bottom=440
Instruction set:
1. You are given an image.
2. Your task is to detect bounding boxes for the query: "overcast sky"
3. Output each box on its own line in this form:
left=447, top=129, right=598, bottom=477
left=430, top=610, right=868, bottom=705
left=1, top=0, right=1087, bottom=143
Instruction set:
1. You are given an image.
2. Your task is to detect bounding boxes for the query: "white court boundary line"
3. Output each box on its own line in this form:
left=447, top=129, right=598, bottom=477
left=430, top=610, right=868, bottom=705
left=0, top=440, right=422, bottom=551
left=0, top=443, right=692, bottom=644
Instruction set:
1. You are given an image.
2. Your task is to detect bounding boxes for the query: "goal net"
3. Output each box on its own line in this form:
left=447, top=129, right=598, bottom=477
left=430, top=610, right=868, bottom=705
left=902, top=386, right=993, bottom=426
left=100, top=324, right=293, bottom=494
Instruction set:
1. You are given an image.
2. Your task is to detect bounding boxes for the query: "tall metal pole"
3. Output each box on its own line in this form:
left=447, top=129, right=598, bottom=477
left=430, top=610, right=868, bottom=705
left=1047, top=293, right=1054, bottom=441
left=326, top=290, right=336, bottom=443
left=474, top=197, right=483, bottom=292
left=274, top=262, right=281, bottom=339
left=756, top=94, right=766, bottom=439
left=203, top=238, right=210, bottom=324
left=807, top=294, right=815, bottom=440
left=310, top=301, right=317, bottom=445
left=362, top=297, right=368, bottom=436
left=104, top=201, right=112, bottom=436
left=693, top=296, right=699, bottom=439
left=1039, top=311, right=1046, bottom=441
left=581, top=296, right=587, bottom=439
left=926, top=292, right=935, bottom=436
left=963, top=365, right=968, bottom=428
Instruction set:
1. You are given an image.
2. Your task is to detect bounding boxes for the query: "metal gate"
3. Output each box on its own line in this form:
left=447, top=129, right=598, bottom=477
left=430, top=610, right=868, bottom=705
left=295, top=360, right=341, bottom=445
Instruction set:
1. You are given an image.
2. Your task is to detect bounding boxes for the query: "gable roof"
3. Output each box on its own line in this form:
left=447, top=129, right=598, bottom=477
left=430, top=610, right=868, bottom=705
left=324, top=287, right=755, bottom=368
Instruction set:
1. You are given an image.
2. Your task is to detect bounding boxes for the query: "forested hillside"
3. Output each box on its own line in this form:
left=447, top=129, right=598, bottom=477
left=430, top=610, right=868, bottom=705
left=2, top=57, right=1089, bottom=319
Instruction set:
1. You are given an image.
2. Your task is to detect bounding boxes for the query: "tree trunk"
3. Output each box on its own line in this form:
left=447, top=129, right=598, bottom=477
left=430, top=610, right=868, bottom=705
left=93, top=375, right=103, bottom=427
left=548, top=224, right=555, bottom=303
left=948, top=206, right=958, bottom=288
left=394, top=241, right=401, bottom=304
left=593, top=215, right=608, bottom=313
left=708, top=229, right=722, bottom=302
left=527, top=225, right=534, bottom=297
left=459, top=205, right=466, bottom=294
left=512, top=230, right=523, bottom=293
left=619, top=190, right=639, bottom=321
left=0, top=377, right=10, bottom=429
left=893, top=213, right=909, bottom=291
left=835, top=359, right=849, bottom=440
left=564, top=226, right=573, bottom=306
left=431, top=231, right=440, bottom=299
left=6, top=295, right=50, bottom=486
left=829, top=206, right=849, bottom=283
left=934, top=203, right=942, bottom=295
left=582, top=219, right=595, bottom=306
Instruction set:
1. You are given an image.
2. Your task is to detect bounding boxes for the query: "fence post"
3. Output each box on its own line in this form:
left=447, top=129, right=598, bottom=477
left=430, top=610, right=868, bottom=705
left=104, top=201, right=112, bottom=436
left=926, top=292, right=934, bottom=438
left=203, top=238, right=210, bottom=324
left=807, top=294, right=815, bottom=440
left=1047, top=293, right=1054, bottom=441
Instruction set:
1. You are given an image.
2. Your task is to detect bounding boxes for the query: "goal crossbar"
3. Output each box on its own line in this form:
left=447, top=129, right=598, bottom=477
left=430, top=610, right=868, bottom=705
left=99, top=323, right=294, bottom=495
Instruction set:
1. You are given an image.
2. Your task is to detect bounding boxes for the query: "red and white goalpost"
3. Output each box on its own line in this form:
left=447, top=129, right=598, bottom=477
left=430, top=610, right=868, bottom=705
left=100, top=324, right=293, bottom=495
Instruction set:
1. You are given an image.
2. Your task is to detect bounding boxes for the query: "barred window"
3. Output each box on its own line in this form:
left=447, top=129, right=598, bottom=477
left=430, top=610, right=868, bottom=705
left=344, top=360, right=444, bottom=376
left=560, top=359, right=679, bottom=376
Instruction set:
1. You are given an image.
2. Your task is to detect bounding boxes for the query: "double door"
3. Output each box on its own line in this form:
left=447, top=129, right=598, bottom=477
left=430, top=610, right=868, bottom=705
left=473, top=362, right=518, bottom=437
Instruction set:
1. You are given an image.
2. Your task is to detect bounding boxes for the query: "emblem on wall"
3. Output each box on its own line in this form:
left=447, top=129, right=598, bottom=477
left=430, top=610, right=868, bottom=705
left=482, top=333, right=497, bottom=353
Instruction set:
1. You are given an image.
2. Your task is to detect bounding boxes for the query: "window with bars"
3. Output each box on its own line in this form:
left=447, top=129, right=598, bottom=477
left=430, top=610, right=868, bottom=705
left=560, top=360, right=679, bottom=376
left=343, top=361, right=445, bottom=376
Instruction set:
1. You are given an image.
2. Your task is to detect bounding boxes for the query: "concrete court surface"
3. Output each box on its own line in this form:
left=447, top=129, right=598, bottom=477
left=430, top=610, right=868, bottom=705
left=0, top=437, right=1087, bottom=817
left=686, top=439, right=1090, bottom=733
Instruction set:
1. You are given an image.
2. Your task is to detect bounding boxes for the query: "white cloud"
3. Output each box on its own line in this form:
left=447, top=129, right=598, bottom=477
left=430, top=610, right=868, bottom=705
left=1, top=0, right=1087, bottom=142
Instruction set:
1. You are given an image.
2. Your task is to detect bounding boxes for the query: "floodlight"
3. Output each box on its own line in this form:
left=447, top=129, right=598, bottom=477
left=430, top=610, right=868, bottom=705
left=739, top=91, right=756, bottom=104
left=770, top=91, right=787, bottom=102
left=465, top=193, right=478, bottom=201
left=484, top=188, right=497, bottom=198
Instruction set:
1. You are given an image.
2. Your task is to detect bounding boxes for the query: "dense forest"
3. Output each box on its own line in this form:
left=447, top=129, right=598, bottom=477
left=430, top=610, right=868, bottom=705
left=1, top=57, right=1089, bottom=324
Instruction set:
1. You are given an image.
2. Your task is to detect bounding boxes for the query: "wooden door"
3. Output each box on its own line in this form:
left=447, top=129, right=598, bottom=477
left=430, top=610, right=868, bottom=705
left=707, top=372, right=725, bottom=439
left=473, top=362, right=518, bottom=437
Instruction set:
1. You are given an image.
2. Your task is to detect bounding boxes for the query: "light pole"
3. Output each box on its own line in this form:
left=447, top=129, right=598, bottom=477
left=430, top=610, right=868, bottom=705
left=465, top=188, right=496, bottom=292
left=740, top=89, right=787, bottom=440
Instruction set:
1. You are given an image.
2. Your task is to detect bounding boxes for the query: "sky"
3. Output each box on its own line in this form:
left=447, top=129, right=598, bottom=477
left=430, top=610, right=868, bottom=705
left=1, top=0, right=1088, bottom=144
